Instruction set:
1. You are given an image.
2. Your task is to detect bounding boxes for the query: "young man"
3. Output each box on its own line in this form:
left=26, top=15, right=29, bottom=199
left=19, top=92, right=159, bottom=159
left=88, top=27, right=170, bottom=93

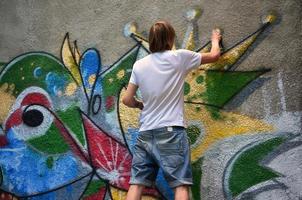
left=123, top=20, right=221, bottom=200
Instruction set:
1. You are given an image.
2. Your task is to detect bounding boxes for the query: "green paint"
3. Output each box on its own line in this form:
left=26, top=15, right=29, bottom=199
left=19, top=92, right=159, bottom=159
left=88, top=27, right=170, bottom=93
left=192, top=157, right=203, bottom=200
left=195, top=106, right=201, bottom=112
left=202, top=71, right=262, bottom=119
left=102, top=47, right=138, bottom=99
left=184, top=82, right=191, bottom=95
left=0, top=54, right=73, bottom=95
left=196, top=75, right=204, bottom=84
left=57, top=106, right=85, bottom=146
left=28, top=123, right=69, bottom=154
left=46, top=157, right=54, bottom=169
left=206, top=106, right=223, bottom=120
left=83, top=180, right=106, bottom=197
left=0, top=62, right=5, bottom=71
left=203, top=71, right=262, bottom=107
left=0, top=53, right=74, bottom=97
left=229, top=137, right=285, bottom=197
left=187, top=125, right=201, bottom=144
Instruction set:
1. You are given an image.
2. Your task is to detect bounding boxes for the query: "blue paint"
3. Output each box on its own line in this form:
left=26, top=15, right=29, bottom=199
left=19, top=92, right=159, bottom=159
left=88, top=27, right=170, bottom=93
left=33, top=67, right=42, bottom=78
left=0, top=129, right=89, bottom=196
left=45, top=72, right=67, bottom=96
left=80, top=49, right=102, bottom=99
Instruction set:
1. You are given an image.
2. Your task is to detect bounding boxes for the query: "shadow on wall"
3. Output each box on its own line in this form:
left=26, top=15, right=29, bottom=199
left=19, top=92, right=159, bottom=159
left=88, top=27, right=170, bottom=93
left=0, top=9, right=301, bottom=200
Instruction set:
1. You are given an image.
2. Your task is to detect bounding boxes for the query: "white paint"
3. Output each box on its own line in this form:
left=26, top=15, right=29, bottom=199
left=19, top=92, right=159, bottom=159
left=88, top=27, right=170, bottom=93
left=267, top=143, right=302, bottom=198
left=262, top=85, right=271, bottom=118
left=277, top=71, right=287, bottom=112
left=264, top=111, right=302, bottom=133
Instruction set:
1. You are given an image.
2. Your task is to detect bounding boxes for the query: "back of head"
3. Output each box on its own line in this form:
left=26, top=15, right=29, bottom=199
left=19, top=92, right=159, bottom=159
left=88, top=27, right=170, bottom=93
left=149, top=20, right=175, bottom=53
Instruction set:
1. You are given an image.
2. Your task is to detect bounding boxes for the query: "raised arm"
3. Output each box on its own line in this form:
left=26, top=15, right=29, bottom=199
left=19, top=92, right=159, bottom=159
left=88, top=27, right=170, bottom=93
left=122, top=83, right=144, bottom=110
left=200, top=29, right=222, bottom=64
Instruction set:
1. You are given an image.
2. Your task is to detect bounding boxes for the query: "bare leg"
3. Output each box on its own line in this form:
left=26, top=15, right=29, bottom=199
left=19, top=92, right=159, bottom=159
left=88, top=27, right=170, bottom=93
left=126, top=184, right=145, bottom=200
left=174, top=185, right=190, bottom=200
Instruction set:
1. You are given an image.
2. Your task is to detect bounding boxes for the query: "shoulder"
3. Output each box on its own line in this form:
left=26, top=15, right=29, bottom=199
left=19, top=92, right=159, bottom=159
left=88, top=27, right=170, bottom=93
left=132, top=54, right=152, bottom=74
left=175, top=49, right=196, bottom=56
left=133, top=55, right=148, bottom=69
left=134, top=54, right=151, bottom=66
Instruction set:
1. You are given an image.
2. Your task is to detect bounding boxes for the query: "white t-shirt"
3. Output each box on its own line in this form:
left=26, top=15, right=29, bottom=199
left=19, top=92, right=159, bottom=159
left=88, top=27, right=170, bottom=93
left=129, top=49, right=202, bottom=131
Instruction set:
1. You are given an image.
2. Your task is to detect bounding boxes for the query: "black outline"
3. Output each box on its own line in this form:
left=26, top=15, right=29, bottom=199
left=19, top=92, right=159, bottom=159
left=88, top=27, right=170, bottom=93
left=98, top=43, right=140, bottom=77
left=78, top=171, right=95, bottom=200
left=78, top=48, right=102, bottom=115
left=60, top=33, right=82, bottom=86
left=20, top=172, right=93, bottom=198
left=130, top=33, right=151, bottom=54
left=92, top=94, right=102, bottom=115
left=23, top=104, right=90, bottom=164
left=224, top=22, right=270, bottom=55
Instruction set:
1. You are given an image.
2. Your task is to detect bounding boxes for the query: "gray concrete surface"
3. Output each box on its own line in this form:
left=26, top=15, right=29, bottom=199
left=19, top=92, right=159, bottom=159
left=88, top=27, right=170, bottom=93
left=0, top=1, right=301, bottom=199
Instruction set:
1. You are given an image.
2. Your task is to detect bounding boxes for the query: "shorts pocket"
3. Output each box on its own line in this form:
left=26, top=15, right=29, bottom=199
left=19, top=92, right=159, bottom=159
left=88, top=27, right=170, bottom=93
left=156, top=132, right=185, bottom=169
left=157, top=141, right=183, bottom=155
left=160, top=153, right=184, bottom=170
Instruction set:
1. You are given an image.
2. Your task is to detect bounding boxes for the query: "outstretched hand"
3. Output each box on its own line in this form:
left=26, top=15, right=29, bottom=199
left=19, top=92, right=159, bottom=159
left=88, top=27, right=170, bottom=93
left=212, top=29, right=222, bottom=42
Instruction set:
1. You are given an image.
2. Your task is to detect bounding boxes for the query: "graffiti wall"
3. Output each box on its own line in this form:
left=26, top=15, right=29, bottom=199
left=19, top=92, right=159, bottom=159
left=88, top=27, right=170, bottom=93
left=0, top=0, right=301, bottom=199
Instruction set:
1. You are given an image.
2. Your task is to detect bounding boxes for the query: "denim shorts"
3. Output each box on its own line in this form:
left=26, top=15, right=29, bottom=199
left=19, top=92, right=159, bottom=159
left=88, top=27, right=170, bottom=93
left=129, top=126, right=193, bottom=188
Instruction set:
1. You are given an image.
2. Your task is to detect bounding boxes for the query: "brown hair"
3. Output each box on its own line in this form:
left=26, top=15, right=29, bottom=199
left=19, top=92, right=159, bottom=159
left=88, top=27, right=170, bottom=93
left=149, top=20, right=175, bottom=53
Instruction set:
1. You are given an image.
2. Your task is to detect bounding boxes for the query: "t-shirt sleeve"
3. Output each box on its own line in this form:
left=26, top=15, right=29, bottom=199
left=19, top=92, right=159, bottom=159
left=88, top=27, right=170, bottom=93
left=178, top=49, right=202, bottom=73
left=129, top=66, right=138, bottom=86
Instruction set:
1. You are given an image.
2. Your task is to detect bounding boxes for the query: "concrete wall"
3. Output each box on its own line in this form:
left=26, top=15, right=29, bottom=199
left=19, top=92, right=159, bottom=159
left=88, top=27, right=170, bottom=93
left=0, top=0, right=301, bottom=199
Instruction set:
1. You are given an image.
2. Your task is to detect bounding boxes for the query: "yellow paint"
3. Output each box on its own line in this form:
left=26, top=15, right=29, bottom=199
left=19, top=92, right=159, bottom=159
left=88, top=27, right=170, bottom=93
left=0, top=83, right=15, bottom=124
left=185, top=31, right=195, bottom=51
left=117, top=70, right=125, bottom=79
left=88, top=74, right=96, bottom=86
left=62, top=34, right=82, bottom=85
left=263, top=12, right=277, bottom=24
left=266, top=14, right=276, bottom=23
left=184, top=70, right=206, bottom=102
left=200, top=34, right=258, bottom=70
left=125, top=22, right=150, bottom=50
left=184, top=104, right=274, bottom=162
left=110, top=186, right=158, bottom=200
left=73, top=41, right=81, bottom=65
left=65, top=82, right=77, bottom=96
left=119, top=88, right=140, bottom=133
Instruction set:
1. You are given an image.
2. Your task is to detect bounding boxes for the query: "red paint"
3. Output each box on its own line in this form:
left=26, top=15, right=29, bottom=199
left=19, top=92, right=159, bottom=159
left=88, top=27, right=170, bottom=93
left=21, top=93, right=51, bottom=107
left=4, top=92, right=51, bottom=131
left=0, top=135, right=8, bottom=147
left=83, top=113, right=131, bottom=189
left=4, top=108, right=23, bottom=131
left=0, top=191, right=19, bottom=199
left=105, top=96, right=115, bottom=111
left=54, top=119, right=89, bottom=163
left=82, top=114, right=159, bottom=197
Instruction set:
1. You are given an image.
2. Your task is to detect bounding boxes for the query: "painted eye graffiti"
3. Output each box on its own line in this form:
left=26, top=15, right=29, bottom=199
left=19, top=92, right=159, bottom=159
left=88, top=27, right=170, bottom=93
left=22, top=109, right=44, bottom=127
